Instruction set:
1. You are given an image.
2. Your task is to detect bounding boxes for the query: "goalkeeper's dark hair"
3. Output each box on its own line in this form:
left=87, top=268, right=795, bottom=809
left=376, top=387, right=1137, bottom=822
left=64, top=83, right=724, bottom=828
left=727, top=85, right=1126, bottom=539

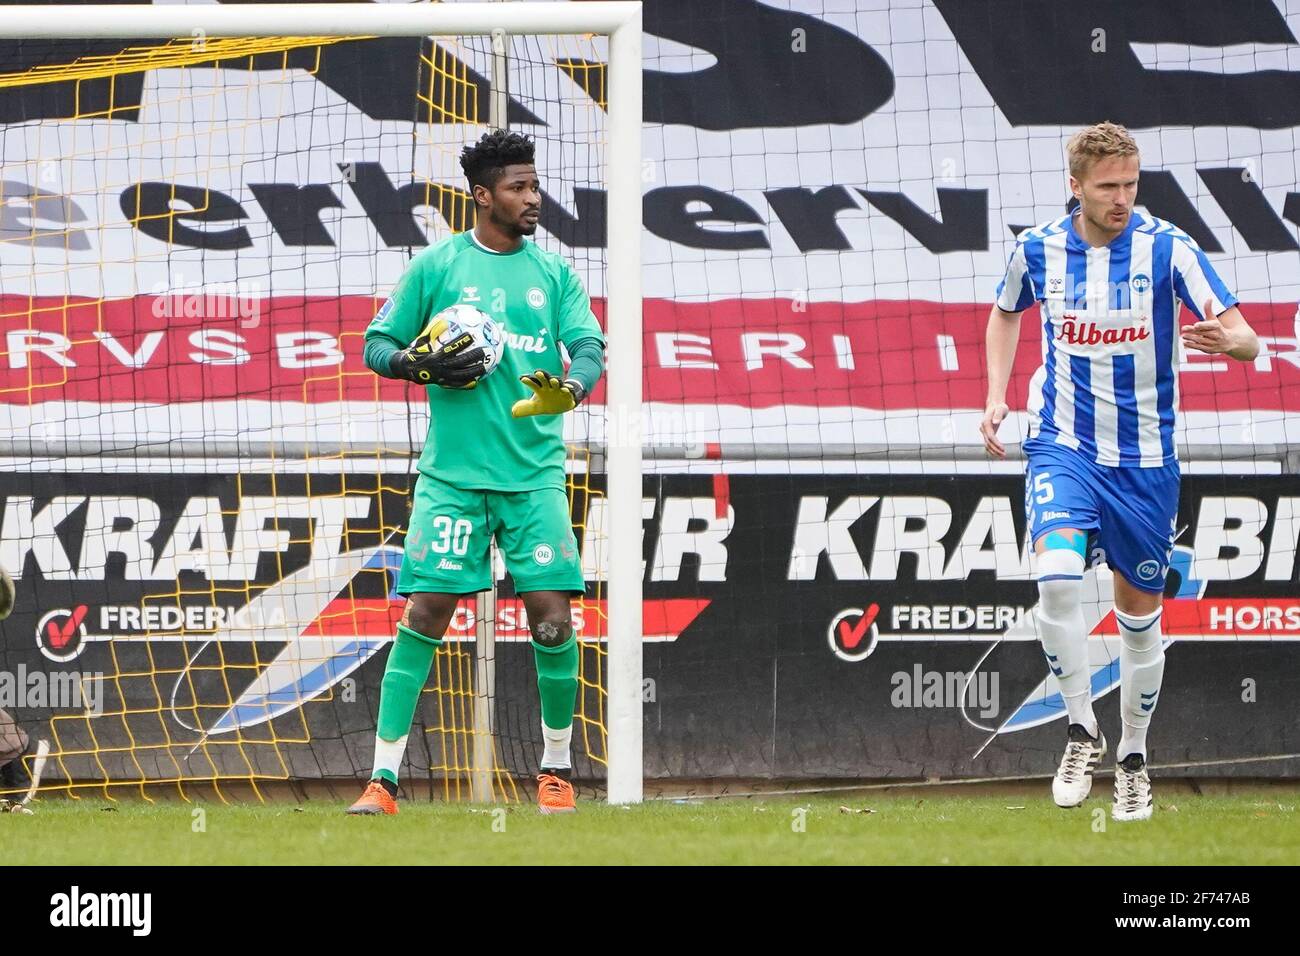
left=460, top=129, right=536, bottom=192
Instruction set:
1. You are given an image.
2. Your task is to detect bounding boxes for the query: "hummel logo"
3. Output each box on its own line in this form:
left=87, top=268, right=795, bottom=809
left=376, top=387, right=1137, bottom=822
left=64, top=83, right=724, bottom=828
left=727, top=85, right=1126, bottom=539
left=436, top=558, right=463, bottom=571
left=1043, top=650, right=1063, bottom=678
left=462, top=286, right=480, bottom=302
left=1139, top=690, right=1158, bottom=712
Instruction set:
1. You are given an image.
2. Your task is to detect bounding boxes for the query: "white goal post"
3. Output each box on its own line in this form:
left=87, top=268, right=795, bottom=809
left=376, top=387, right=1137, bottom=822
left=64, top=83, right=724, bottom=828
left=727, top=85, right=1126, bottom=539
left=0, top=2, right=644, bottom=804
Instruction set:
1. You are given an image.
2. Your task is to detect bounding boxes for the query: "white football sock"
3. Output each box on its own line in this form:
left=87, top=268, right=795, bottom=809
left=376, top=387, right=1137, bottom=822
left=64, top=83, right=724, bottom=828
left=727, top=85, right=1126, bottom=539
left=541, top=721, right=572, bottom=771
left=1116, top=607, right=1164, bottom=761
left=1034, top=548, right=1097, bottom=736
left=371, top=734, right=408, bottom=782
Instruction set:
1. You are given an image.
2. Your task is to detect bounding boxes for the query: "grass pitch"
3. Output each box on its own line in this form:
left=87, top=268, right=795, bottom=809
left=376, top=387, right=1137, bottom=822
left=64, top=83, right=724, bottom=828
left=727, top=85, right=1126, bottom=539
left=5, top=788, right=1298, bottom=865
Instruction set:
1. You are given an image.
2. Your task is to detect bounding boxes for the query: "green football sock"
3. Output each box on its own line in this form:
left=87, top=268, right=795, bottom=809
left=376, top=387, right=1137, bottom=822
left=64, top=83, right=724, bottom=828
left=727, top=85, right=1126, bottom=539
left=373, top=623, right=441, bottom=784
left=532, top=633, right=579, bottom=731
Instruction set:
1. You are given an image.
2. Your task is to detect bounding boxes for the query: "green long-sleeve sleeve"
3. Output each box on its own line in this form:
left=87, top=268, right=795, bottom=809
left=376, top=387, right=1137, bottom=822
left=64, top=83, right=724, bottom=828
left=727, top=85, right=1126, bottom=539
left=564, top=335, right=605, bottom=396
left=364, top=334, right=403, bottom=378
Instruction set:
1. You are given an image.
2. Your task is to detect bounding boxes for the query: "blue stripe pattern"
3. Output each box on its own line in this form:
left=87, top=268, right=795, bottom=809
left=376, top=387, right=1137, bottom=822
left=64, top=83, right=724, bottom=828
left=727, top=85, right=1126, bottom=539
left=1070, top=355, right=1095, bottom=454
left=1011, top=214, right=1239, bottom=469
left=1116, top=611, right=1163, bottom=632
left=1065, top=241, right=1095, bottom=455
left=1194, top=247, right=1236, bottom=306
left=1113, top=353, right=1141, bottom=466
left=1023, top=238, right=1054, bottom=432
left=1152, top=233, right=1176, bottom=461
left=1108, top=235, right=1132, bottom=313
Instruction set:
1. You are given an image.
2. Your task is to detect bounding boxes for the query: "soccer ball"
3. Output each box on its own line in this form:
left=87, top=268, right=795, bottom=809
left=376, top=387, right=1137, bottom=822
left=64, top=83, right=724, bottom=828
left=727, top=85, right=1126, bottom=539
left=412, top=304, right=505, bottom=382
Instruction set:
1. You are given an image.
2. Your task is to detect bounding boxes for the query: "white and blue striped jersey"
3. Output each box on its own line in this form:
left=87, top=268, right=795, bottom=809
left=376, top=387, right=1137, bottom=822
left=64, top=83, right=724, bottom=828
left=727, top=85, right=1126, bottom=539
left=995, top=210, right=1238, bottom=468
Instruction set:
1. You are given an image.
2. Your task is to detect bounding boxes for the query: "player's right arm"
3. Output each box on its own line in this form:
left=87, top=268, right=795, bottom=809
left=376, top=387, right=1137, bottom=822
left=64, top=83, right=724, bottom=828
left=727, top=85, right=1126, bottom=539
left=364, top=253, right=485, bottom=387
left=982, top=304, right=1023, bottom=458
left=981, top=240, right=1035, bottom=458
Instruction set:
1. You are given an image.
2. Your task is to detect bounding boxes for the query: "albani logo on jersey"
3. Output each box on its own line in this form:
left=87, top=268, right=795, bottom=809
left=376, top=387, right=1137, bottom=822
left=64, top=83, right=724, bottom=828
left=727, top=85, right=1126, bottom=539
left=504, top=327, right=549, bottom=354
left=1056, top=315, right=1151, bottom=346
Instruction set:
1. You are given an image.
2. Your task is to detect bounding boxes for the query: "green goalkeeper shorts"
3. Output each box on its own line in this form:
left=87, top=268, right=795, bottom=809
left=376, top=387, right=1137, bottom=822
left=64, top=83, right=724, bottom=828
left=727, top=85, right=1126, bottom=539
left=397, top=474, right=585, bottom=596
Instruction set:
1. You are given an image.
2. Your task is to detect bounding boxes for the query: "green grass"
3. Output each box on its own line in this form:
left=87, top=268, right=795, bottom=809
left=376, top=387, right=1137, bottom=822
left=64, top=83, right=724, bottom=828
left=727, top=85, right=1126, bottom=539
left=5, top=790, right=1298, bottom=864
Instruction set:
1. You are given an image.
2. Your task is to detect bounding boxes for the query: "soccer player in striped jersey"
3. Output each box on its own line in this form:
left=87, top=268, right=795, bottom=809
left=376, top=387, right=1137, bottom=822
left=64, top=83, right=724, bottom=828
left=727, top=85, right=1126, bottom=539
left=981, top=122, right=1259, bottom=821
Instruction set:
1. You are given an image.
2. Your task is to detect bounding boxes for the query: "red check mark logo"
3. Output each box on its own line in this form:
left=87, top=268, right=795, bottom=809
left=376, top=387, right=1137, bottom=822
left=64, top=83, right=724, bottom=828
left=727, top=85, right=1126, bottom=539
left=46, top=605, right=88, bottom=650
left=837, top=603, right=879, bottom=650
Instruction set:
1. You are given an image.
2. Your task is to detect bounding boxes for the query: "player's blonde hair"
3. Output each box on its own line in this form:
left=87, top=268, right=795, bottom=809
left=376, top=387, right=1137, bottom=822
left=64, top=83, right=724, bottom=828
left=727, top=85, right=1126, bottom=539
left=1067, top=122, right=1139, bottom=180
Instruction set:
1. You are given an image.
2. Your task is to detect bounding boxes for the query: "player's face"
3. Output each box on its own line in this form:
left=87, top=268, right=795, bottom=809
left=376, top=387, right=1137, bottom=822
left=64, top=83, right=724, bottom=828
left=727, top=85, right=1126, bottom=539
left=1071, top=154, right=1140, bottom=235
left=486, top=164, right=542, bottom=237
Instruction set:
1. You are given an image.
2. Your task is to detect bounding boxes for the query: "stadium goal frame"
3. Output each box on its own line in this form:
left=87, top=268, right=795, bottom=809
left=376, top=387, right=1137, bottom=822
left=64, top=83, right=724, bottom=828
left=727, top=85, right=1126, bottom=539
left=0, top=2, right=645, bottom=804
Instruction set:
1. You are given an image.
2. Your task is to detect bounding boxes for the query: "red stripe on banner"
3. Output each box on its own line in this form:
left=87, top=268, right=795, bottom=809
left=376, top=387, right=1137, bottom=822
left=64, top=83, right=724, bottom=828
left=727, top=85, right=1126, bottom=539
left=1094, top=598, right=1300, bottom=637
left=2, top=295, right=1296, bottom=411
left=303, top=596, right=710, bottom=641
left=712, top=472, right=730, bottom=519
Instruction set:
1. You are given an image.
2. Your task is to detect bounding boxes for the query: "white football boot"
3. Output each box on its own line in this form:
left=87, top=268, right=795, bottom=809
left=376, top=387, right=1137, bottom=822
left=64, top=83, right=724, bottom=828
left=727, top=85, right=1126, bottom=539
left=1112, top=753, right=1154, bottom=821
left=1052, top=723, right=1107, bottom=808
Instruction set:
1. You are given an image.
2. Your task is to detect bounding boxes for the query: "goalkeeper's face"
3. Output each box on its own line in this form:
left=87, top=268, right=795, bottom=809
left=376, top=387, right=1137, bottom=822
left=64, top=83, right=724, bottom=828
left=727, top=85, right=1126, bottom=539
left=486, top=164, right=542, bottom=237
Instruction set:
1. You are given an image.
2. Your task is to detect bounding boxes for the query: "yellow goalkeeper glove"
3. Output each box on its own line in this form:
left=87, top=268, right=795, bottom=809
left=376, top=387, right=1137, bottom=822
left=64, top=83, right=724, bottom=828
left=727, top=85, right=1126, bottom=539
left=511, top=370, right=585, bottom=417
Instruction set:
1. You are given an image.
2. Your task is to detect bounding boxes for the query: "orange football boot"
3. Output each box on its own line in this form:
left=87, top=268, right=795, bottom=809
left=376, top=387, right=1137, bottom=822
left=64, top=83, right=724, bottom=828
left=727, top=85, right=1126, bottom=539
left=346, top=780, right=397, bottom=815
left=536, top=772, right=577, bottom=815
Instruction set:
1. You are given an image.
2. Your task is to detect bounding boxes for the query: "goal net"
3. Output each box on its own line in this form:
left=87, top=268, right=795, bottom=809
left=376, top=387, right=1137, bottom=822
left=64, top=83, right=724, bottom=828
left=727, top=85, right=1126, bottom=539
left=0, top=5, right=642, bottom=803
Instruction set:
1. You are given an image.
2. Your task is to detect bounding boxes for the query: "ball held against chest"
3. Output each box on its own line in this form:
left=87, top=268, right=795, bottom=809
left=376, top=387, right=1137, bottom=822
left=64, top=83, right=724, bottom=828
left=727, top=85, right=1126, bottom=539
left=411, top=304, right=506, bottom=382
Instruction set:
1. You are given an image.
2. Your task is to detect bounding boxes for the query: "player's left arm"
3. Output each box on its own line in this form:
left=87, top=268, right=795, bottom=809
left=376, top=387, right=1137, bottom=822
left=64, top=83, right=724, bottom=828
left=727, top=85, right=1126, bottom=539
left=512, top=264, right=606, bottom=418
left=1172, top=239, right=1259, bottom=362
left=1181, top=303, right=1258, bottom=362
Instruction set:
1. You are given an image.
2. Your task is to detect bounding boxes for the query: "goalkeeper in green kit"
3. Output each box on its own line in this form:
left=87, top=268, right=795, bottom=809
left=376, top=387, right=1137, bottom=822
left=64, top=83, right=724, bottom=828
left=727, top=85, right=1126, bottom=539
left=347, top=131, right=605, bottom=815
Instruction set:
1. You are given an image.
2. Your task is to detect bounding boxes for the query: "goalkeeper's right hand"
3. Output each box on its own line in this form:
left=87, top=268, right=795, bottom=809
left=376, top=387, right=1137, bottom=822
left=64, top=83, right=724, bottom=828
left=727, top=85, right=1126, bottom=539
left=389, top=338, right=487, bottom=388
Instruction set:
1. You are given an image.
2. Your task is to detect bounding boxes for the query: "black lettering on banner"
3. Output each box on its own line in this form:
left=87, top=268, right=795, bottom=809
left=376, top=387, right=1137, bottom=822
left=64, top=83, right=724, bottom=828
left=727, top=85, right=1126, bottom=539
left=539, top=187, right=607, bottom=249
left=0, top=17, right=149, bottom=124
left=764, top=186, right=861, bottom=252
left=119, top=183, right=252, bottom=251
left=642, top=0, right=893, bottom=128
left=0, top=180, right=91, bottom=249
left=340, top=162, right=474, bottom=248
left=0, top=0, right=886, bottom=130
left=858, top=187, right=988, bottom=253
left=247, top=184, right=345, bottom=247
left=644, top=185, right=769, bottom=250
left=1127, top=171, right=1222, bottom=252
left=307, top=37, right=544, bottom=126
left=1197, top=168, right=1300, bottom=251
left=933, top=0, right=1300, bottom=129
left=0, top=2, right=545, bottom=128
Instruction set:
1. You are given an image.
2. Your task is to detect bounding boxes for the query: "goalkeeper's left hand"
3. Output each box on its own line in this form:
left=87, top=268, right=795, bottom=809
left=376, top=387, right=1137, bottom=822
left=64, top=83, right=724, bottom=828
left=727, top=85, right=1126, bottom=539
left=511, top=370, right=586, bottom=418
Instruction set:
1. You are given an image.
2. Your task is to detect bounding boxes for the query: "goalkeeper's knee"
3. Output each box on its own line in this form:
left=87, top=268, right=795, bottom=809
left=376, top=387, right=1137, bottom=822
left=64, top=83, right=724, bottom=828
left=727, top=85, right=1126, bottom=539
left=530, top=618, right=573, bottom=649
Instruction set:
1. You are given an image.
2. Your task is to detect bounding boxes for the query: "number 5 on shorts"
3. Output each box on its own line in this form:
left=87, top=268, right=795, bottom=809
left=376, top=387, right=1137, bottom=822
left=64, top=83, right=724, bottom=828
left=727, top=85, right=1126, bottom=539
left=1033, top=472, right=1054, bottom=505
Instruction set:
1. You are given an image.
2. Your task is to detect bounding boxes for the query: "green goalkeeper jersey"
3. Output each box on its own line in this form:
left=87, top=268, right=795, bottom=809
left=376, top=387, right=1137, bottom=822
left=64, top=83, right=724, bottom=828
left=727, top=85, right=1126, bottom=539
left=365, top=232, right=605, bottom=492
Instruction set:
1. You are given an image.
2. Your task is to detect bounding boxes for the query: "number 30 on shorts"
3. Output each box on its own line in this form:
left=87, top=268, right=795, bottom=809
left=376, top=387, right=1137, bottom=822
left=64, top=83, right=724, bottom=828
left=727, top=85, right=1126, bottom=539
left=431, top=515, right=472, bottom=556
